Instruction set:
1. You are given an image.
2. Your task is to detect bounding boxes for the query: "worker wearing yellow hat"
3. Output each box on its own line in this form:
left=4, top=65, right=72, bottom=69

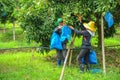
left=73, top=16, right=96, bottom=72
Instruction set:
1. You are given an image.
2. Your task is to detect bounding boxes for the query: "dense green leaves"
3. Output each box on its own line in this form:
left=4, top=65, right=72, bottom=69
left=18, top=0, right=119, bottom=46
left=0, top=0, right=17, bottom=23
left=18, top=0, right=55, bottom=46
left=0, top=0, right=119, bottom=46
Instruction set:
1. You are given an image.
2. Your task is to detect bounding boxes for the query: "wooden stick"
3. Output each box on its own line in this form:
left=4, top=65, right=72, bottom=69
left=69, top=50, right=73, bottom=66
left=69, top=33, right=76, bottom=66
left=59, top=33, right=76, bottom=80
left=101, top=15, right=106, bottom=75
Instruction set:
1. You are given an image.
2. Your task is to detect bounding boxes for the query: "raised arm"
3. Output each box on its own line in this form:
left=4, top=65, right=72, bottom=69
left=68, top=26, right=74, bottom=30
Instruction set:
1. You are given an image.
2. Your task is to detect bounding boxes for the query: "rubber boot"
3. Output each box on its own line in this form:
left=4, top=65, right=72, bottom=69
left=86, top=64, right=91, bottom=71
left=80, top=64, right=84, bottom=72
left=57, top=60, right=61, bottom=66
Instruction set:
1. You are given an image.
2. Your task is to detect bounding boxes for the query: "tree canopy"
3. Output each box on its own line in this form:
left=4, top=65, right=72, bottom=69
left=0, top=0, right=18, bottom=23
left=0, top=0, right=119, bottom=46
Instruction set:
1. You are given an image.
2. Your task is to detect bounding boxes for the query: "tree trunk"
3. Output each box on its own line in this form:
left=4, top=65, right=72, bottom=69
left=3, top=23, right=6, bottom=33
left=13, top=22, right=16, bottom=41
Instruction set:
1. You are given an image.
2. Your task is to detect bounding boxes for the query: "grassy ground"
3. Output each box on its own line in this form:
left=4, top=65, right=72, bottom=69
left=0, top=24, right=120, bottom=80
left=0, top=51, right=120, bottom=80
left=0, top=27, right=38, bottom=48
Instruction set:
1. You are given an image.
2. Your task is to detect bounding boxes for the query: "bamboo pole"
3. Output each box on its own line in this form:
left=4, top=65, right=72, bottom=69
left=101, top=15, right=106, bottom=75
left=68, top=50, right=73, bottom=66
left=59, top=34, right=76, bottom=80
left=69, top=33, right=76, bottom=66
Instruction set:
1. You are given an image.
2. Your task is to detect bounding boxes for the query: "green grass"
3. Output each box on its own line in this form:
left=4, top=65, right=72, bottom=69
left=0, top=27, right=39, bottom=48
left=0, top=41, right=34, bottom=48
left=73, top=35, right=120, bottom=48
left=104, top=37, right=120, bottom=46
left=0, top=23, right=120, bottom=80
left=0, top=51, right=120, bottom=80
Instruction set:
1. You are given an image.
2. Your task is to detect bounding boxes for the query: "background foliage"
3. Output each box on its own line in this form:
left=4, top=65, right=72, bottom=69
left=0, top=0, right=120, bottom=46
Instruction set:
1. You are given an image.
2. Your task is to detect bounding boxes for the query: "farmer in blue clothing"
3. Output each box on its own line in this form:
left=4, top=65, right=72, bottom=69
left=73, top=16, right=96, bottom=72
left=51, top=18, right=74, bottom=66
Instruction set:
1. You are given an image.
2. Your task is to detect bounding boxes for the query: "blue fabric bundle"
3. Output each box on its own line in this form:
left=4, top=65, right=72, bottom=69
left=61, top=25, right=72, bottom=42
left=82, top=50, right=98, bottom=64
left=50, top=32, right=63, bottom=50
left=50, top=25, right=72, bottom=50
left=90, top=68, right=102, bottom=73
left=104, top=11, right=114, bottom=28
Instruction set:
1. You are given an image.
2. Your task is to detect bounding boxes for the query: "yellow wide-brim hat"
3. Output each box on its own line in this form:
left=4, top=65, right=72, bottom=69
left=83, top=21, right=96, bottom=32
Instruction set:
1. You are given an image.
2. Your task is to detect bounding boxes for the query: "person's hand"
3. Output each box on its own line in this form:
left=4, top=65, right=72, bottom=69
left=78, top=16, right=82, bottom=22
left=69, top=26, right=74, bottom=30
